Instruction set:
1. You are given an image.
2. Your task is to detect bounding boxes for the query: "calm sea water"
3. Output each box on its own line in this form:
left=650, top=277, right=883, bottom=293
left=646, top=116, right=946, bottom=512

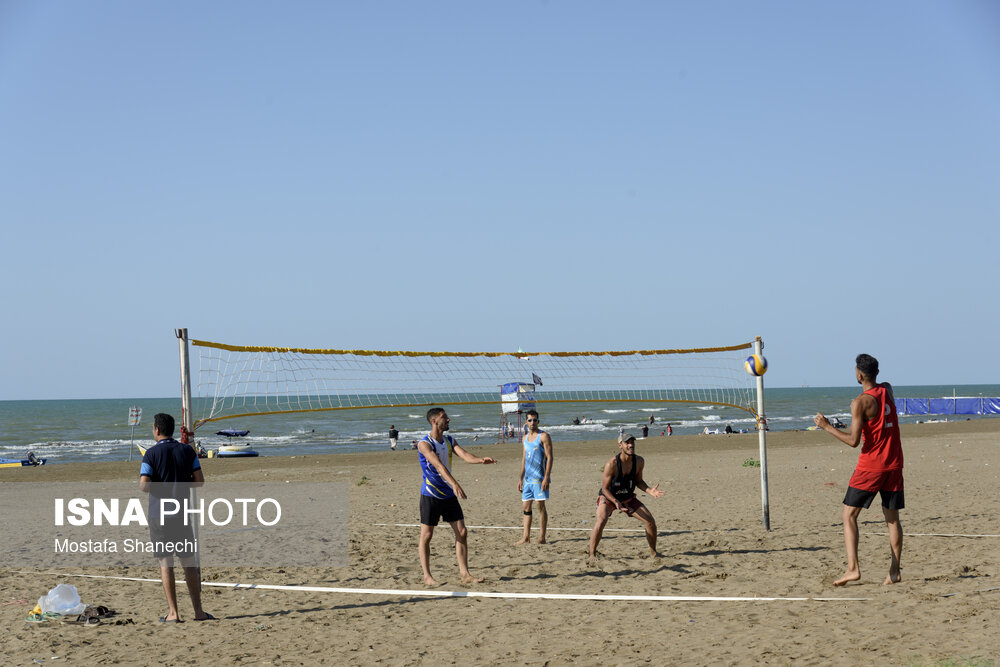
left=1, top=385, right=997, bottom=465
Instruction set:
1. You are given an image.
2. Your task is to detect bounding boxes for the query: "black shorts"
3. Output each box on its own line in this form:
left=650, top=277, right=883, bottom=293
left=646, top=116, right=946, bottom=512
left=596, top=494, right=645, bottom=516
left=843, top=486, right=905, bottom=510
left=420, top=495, right=464, bottom=526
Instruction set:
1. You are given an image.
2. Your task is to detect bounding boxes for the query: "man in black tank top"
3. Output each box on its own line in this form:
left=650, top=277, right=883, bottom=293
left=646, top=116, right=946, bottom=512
left=589, top=433, right=665, bottom=559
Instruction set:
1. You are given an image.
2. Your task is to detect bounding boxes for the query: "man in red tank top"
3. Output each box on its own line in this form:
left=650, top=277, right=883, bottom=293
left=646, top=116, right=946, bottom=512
left=814, top=354, right=903, bottom=587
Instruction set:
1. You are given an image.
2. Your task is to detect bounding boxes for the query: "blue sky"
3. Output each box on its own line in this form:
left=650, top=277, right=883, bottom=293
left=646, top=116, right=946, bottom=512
left=1, top=1, right=998, bottom=400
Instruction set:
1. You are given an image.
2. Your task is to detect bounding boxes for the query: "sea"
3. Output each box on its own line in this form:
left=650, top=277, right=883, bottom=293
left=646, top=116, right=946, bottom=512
left=2, top=385, right=998, bottom=465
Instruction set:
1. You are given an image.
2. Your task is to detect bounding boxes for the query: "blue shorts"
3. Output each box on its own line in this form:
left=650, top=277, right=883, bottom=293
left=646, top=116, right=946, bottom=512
left=522, top=482, right=549, bottom=501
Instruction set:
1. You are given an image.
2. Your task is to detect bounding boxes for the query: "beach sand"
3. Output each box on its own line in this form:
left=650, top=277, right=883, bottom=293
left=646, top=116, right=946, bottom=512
left=3, top=420, right=998, bottom=665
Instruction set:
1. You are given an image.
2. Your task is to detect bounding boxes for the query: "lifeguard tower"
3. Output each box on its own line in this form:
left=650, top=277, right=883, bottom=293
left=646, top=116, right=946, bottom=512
left=500, top=382, right=535, bottom=443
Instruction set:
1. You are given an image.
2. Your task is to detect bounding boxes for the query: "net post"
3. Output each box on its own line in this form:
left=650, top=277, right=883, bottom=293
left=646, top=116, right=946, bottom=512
left=175, top=327, right=201, bottom=590
left=175, top=328, right=194, bottom=448
left=755, top=336, right=770, bottom=531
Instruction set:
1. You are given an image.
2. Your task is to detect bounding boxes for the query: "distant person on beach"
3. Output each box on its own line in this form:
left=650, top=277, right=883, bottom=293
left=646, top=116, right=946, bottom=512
left=641, top=424, right=649, bottom=438
left=515, top=409, right=553, bottom=545
left=725, top=424, right=734, bottom=434
left=667, top=424, right=673, bottom=436
left=389, top=425, right=399, bottom=450
left=589, top=433, right=665, bottom=559
left=417, top=407, right=498, bottom=585
left=139, top=413, right=214, bottom=622
left=814, top=354, right=904, bottom=587
left=649, top=415, right=655, bottom=425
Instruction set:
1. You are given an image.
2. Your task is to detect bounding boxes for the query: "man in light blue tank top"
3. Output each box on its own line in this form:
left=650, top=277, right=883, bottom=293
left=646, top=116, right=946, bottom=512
left=515, top=409, right=554, bottom=545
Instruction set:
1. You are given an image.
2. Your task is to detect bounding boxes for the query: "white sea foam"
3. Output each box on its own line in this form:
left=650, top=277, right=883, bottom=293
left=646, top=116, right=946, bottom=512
left=799, top=412, right=850, bottom=420
left=20, top=439, right=146, bottom=459
left=543, top=423, right=608, bottom=433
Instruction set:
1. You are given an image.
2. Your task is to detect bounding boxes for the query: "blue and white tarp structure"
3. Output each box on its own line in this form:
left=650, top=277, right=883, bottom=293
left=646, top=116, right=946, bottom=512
left=501, top=382, right=536, bottom=414
left=895, top=397, right=1000, bottom=416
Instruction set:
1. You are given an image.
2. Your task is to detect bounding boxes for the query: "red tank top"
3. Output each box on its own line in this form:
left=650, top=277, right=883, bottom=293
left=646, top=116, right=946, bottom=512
left=856, top=385, right=904, bottom=471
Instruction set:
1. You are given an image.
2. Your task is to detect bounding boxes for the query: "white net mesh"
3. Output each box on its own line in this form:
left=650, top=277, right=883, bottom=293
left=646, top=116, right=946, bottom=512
left=192, top=339, right=761, bottom=428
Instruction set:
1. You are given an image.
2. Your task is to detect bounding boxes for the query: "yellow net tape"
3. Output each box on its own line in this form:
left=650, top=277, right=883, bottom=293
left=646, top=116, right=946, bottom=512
left=192, top=339, right=752, bottom=357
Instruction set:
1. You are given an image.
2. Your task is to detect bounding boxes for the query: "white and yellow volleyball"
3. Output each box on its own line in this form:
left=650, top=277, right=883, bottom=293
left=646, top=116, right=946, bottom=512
left=745, top=354, right=768, bottom=376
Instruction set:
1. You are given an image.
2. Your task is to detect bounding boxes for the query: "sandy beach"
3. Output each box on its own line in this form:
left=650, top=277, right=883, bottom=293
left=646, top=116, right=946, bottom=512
left=3, top=420, right=998, bottom=665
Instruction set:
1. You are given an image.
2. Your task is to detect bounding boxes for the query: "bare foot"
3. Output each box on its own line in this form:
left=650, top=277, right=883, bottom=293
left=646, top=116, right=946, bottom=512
left=513, top=537, right=529, bottom=545
left=883, top=571, right=901, bottom=585
left=537, top=537, right=547, bottom=545
left=833, top=569, right=861, bottom=586
left=648, top=551, right=661, bottom=559
left=460, top=573, right=485, bottom=584
left=423, top=575, right=440, bottom=586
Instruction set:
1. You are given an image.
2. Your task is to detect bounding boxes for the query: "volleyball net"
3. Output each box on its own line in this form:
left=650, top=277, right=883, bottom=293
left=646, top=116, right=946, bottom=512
left=189, top=338, right=762, bottom=429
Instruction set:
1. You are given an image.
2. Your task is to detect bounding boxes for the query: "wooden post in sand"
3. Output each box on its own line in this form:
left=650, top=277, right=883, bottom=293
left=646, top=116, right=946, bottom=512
left=175, top=328, right=194, bottom=442
left=755, top=336, right=770, bottom=531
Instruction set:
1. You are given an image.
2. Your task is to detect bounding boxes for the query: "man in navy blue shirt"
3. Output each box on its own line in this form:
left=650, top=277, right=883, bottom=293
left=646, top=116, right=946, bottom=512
left=139, top=413, right=214, bottom=622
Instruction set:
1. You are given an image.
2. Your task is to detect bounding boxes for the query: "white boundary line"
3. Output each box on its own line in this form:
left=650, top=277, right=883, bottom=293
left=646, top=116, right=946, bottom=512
left=868, top=532, right=1000, bottom=538
left=379, top=523, right=1000, bottom=538
left=375, top=523, right=650, bottom=533
left=28, top=572, right=869, bottom=602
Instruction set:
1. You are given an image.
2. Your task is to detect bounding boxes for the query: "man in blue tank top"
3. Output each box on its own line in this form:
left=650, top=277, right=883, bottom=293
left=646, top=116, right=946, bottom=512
left=515, top=409, right=553, bottom=545
left=417, top=407, right=498, bottom=586
left=589, top=433, right=665, bottom=560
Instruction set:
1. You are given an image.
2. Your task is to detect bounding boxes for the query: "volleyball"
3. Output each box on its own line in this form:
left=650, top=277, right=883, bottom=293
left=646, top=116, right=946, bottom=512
left=745, top=354, right=768, bottom=376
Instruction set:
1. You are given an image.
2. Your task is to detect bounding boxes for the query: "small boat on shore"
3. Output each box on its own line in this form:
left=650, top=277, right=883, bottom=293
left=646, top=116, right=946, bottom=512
left=0, top=452, right=46, bottom=468
left=215, top=443, right=259, bottom=458
left=214, top=428, right=259, bottom=458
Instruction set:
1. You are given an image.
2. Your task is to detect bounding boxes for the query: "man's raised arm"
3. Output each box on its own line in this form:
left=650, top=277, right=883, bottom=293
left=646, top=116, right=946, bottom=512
left=453, top=443, right=497, bottom=465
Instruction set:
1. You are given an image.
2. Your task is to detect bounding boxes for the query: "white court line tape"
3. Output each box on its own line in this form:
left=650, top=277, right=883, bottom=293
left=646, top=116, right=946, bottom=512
left=869, top=532, right=1000, bottom=538
left=23, top=572, right=869, bottom=602
left=382, top=523, right=1000, bottom=539
left=374, top=523, right=647, bottom=533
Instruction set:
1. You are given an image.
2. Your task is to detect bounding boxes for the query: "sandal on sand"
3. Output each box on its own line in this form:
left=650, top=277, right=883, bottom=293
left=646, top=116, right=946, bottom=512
left=81, top=605, right=116, bottom=619
left=63, top=615, right=101, bottom=626
left=92, top=605, right=116, bottom=618
left=26, top=612, right=62, bottom=623
left=158, top=616, right=183, bottom=623
left=193, top=613, right=217, bottom=621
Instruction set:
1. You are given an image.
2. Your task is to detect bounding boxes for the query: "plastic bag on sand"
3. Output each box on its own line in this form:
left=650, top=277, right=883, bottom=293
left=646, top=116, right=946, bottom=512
left=38, top=584, right=86, bottom=615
